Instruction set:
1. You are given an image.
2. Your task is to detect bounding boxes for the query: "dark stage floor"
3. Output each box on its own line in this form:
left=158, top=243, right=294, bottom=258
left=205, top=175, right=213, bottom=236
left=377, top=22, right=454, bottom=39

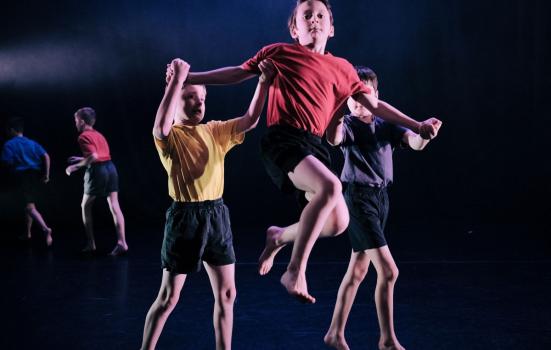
left=2, top=227, right=550, bottom=350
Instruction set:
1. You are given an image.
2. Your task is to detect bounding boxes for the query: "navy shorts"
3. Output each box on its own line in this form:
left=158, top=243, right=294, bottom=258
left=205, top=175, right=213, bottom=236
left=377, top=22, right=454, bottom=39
left=345, top=183, right=390, bottom=251
left=161, top=199, right=236, bottom=274
left=260, top=124, right=331, bottom=207
left=84, top=160, right=119, bottom=196
left=16, top=170, right=44, bottom=203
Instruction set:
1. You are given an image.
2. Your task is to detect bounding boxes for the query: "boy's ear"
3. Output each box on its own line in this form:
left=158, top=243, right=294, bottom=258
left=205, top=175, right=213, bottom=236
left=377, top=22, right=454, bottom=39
left=329, top=25, right=335, bottom=38
left=290, top=25, right=298, bottom=39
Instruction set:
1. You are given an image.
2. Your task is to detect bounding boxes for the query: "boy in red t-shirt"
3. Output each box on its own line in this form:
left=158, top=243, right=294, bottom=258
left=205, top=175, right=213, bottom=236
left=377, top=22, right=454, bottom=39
left=184, top=0, right=441, bottom=303
left=66, top=107, right=129, bottom=256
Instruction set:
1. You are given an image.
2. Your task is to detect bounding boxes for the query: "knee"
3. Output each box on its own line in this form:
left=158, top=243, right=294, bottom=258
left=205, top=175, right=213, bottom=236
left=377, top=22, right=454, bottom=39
left=158, top=292, right=180, bottom=313
left=217, top=286, right=237, bottom=306
left=379, top=267, right=399, bottom=284
left=317, top=177, right=342, bottom=203
left=351, top=265, right=368, bottom=285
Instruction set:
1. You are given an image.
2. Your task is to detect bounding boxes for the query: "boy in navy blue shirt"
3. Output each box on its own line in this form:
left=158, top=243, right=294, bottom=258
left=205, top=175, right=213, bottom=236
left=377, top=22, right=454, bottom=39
left=1, top=117, right=52, bottom=246
left=324, top=67, right=441, bottom=350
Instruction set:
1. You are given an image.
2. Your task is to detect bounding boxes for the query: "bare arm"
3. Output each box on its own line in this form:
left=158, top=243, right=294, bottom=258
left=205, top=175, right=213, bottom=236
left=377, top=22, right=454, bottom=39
left=235, top=60, right=276, bottom=133
left=152, top=59, right=190, bottom=140
left=65, top=153, right=98, bottom=176
left=326, top=115, right=345, bottom=146
left=186, top=66, right=256, bottom=85
left=41, top=153, right=50, bottom=183
left=354, top=93, right=441, bottom=139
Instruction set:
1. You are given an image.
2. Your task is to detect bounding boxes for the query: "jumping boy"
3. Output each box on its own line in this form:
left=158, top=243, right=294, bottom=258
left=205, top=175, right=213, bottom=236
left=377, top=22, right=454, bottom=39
left=1, top=117, right=52, bottom=246
left=184, top=0, right=441, bottom=303
left=140, top=58, right=275, bottom=350
left=65, top=107, right=129, bottom=256
left=324, top=66, right=442, bottom=350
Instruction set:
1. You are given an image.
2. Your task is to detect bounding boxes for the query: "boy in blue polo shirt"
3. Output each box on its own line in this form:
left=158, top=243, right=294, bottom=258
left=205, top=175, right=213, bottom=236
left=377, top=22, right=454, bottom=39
left=1, top=117, right=52, bottom=246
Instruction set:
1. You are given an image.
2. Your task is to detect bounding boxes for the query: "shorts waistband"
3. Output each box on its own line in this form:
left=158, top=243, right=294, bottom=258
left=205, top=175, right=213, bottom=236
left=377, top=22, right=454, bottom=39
left=267, top=124, right=322, bottom=143
left=346, top=183, right=387, bottom=191
left=171, top=198, right=224, bottom=208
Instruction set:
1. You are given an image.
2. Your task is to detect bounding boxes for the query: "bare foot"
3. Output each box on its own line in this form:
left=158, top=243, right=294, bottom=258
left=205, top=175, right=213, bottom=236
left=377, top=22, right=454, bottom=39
left=258, top=226, right=287, bottom=275
left=379, top=340, right=405, bottom=350
left=324, top=332, right=350, bottom=350
left=44, top=228, right=53, bottom=247
left=81, top=244, right=96, bottom=254
left=109, top=243, right=128, bottom=256
left=280, top=269, right=316, bottom=304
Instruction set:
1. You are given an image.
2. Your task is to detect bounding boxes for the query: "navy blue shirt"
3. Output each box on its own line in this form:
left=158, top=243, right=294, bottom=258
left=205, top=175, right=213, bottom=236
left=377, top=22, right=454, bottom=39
left=1, top=136, right=46, bottom=172
left=339, top=115, right=407, bottom=187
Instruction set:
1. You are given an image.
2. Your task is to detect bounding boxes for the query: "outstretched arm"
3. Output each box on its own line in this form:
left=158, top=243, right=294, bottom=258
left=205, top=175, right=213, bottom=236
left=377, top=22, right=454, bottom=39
left=186, top=66, right=256, bottom=85
left=402, top=119, right=442, bottom=150
left=234, top=60, right=277, bottom=133
left=353, top=92, right=441, bottom=140
left=152, top=59, right=190, bottom=140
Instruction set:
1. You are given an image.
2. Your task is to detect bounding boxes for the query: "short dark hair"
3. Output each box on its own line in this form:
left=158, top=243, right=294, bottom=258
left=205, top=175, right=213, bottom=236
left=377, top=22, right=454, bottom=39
left=7, top=117, right=24, bottom=133
left=288, top=0, right=334, bottom=33
left=75, top=107, right=96, bottom=126
left=355, top=65, right=378, bottom=89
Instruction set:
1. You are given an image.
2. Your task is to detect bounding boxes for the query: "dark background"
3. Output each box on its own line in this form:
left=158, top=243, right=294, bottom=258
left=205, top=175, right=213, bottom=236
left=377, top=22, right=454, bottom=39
left=1, top=0, right=550, bottom=261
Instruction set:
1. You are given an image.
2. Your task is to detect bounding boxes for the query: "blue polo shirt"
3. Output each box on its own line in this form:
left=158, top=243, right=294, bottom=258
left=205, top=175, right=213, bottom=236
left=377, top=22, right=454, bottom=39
left=1, top=136, right=46, bottom=172
left=339, top=115, right=407, bottom=187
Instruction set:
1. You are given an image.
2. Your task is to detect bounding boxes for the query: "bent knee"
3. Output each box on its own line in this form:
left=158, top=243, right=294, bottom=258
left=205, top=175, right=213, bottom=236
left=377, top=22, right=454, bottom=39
left=158, top=293, right=180, bottom=312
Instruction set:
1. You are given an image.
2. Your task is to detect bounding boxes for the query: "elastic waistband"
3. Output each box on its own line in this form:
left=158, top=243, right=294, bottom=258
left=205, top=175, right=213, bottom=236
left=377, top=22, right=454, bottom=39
left=88, top=160, right=113, bottom=167
left=346, top=183, right=387, bottom=191
left=171, top=198, right=224, bottom=208
left=267, top=124, right=322, bottom=143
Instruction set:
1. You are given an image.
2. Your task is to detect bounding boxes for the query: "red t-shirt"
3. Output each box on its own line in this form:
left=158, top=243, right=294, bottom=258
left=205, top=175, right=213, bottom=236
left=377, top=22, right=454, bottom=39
left=241, top=43, right=371, bottom=136
left=78, top=129, right=111, bottom=162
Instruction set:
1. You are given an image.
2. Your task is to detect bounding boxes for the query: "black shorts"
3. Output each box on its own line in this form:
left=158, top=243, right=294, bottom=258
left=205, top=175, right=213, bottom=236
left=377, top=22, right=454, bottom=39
left=84, top=161, right=119, bottom=196
left=161, top=199, right=236, bottom=274
left=345, top=183, right=390, bottom=251
left=16, top=170, right=44, bottom=203
left=260, top=124, right=331, bottom=206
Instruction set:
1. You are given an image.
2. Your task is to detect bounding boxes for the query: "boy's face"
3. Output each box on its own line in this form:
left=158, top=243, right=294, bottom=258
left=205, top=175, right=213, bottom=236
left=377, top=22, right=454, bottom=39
left=347, top=79, right=379, bottom=118
left=290, top=0, right=334, bottom=46
left=74, top=115, right=87, bottom=132
left=179, top=85, right=206, bottom=125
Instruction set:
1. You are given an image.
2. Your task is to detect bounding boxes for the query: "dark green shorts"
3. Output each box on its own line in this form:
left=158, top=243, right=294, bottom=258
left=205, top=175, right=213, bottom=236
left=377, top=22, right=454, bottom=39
left=161, top=198, right=235, bottom=274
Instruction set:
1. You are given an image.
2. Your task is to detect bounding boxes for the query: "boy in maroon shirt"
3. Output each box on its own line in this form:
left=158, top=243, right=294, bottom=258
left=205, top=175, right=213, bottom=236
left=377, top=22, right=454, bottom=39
left=184, top=0, right=440, bottom=303
left=66, top=107, right=129, bottom=256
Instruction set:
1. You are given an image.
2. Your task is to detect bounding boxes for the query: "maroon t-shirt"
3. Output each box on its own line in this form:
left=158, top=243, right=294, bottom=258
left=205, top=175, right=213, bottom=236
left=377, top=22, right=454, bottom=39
left=241, top=43, right=371, bottom=137
left=78, top=129, right=111, bottom=162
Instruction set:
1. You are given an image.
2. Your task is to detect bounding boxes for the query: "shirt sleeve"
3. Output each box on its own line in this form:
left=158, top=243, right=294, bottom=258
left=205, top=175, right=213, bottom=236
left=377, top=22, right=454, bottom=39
left=386, top=122, right=408, bottom=149
left=33, top=141, right=46, bottom=157
left=241, top=43, right=280, bottom=74
left=1, top=144, right=14, bottom=166
left=342, top=61, right=371, bottom=96
left=340, top=115, right=354, bottom=146
left=78, top=134, right=97, bottom=157
left=208, top=119, right=245, bottom=154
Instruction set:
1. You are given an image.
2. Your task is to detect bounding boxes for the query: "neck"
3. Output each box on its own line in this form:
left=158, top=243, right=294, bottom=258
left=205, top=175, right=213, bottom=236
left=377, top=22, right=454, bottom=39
left=301, top=40, right=327, bottom=54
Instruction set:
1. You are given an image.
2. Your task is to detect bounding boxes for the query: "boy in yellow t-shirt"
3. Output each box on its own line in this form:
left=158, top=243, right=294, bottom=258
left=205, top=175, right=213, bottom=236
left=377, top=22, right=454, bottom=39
left=140, top=58, right=275, bottom=350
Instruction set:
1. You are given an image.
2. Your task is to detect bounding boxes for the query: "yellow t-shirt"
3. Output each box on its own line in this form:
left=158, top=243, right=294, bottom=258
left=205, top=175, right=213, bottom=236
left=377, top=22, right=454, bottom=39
left=154, top=119, right=245, bottom=202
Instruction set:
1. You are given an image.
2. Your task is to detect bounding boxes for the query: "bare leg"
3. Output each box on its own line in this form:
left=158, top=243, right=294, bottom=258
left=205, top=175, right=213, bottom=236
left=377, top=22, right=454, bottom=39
left=25, top=202, right=52, bottom=246
left=204, top=263, right=236, bottom=350
left=141, top=269, right=186, bottom=350
left=81, top=194, right=96, bottom=251
left=367, top=246, right=404, bottom=350
left=24, top=210, right=33, bottom=239
left=106, top=192, right=128, bottom=255
left=324, top=251, right=371, bottom=350
left=258, top=196, right=348, bottom=275
left=280, top=155, right=349, bottom=303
